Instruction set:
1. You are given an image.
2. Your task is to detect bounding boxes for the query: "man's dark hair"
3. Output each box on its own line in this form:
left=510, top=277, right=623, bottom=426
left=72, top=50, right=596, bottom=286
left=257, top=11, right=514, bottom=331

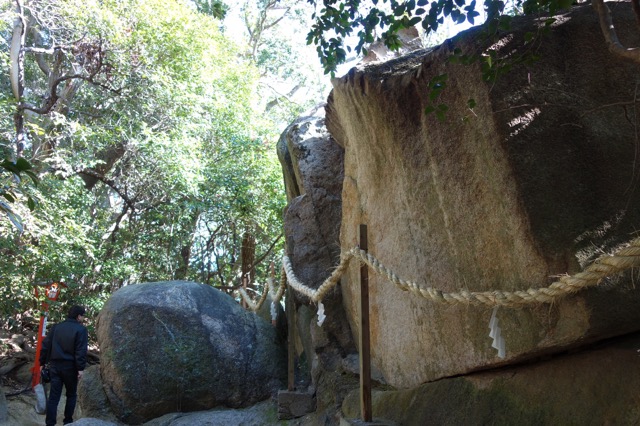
left=67, top=305, right=86, bottom=319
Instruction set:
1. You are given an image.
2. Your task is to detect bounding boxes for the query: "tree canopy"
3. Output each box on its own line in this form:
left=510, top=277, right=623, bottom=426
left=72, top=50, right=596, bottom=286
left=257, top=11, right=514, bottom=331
left=0, top=0, right=308, bottom=322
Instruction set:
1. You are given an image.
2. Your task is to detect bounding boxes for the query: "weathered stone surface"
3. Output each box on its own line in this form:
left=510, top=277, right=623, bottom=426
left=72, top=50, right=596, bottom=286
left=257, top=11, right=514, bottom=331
left=142, top=400, right=282, bottom=426
left=14, top=363, right=32, bottom=385
left=0, top=385, right=7, bottom=423
left=96, top=281, right=286, bottom=424
left=78, top=365, right=119, bottom=423
left=277, top=390, right=316, bottom=420
left=2, top=388, right=80, bottom=426
left=339, top=419, right=396, bottom=426
left=277, top=106, right=356, bottom=379
left=278, top=105, right=345, bottom=264
left=3, top=385, right=288, bottom=426
left=341, top=332, right=640, bottom=425
left=71, top=419, right=119, bottom=426
left=326, top=2, right=640, bottom=388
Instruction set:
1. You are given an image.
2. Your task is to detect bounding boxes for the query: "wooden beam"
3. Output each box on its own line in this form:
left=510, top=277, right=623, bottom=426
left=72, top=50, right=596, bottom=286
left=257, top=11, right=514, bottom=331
left=286, top=285, right=295, bottom=391
left=359, top=224, right=372, bottom=422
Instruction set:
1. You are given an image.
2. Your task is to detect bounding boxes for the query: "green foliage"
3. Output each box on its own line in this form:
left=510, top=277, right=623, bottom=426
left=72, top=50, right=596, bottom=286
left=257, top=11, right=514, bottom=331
left=193, top=0, right=229, bottom=19
left=423, top=73, right=449, bottom=120
left=0, top=0, right=287, bottom=323
left=0, top=158, right=38, bottom=231
left=306, top=0, right=571, bottom=76
left=230, top=0, right=330, bottom=130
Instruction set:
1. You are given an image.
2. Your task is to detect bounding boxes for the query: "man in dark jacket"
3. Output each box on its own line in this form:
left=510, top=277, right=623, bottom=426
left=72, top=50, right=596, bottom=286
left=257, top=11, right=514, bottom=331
left=39, top=305, right=88, bottom=426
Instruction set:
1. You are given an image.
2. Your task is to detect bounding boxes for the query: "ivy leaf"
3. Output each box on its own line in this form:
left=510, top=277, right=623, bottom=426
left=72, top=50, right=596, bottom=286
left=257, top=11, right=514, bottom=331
left=443, top=1, right=452, bottom=16
left=435, top=104, right=449, bottom=121
left=484, top=54, right=493, bottom=68
left=467, top=10, right=480, bottom=24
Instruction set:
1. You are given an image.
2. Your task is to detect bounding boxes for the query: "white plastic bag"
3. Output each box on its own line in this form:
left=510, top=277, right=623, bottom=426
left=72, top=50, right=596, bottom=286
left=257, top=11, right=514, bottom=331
left=34, top=383, right=47, bottom=414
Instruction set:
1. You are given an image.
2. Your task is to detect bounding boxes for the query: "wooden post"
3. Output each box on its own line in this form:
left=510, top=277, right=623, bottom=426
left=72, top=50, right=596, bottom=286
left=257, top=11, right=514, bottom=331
left=359, top=224, right=372, bottom=422
left=286, top=285, right=295, bottom=391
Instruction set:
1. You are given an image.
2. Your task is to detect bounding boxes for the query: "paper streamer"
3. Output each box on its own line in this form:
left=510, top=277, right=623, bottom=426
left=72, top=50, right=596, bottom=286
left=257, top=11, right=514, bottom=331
left=317, top=301, right=326, bottom=327
left=489, top=306, right=506, bottom=358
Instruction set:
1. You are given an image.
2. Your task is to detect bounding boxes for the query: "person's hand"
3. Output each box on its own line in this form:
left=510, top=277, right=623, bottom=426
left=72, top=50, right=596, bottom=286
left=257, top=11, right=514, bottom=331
left=78, top=370, right=84, bottom=380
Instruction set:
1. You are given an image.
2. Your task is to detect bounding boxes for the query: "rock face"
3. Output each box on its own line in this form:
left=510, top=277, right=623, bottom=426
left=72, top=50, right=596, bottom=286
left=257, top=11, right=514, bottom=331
left=96, top=281, right=286, bottom=424
left=78, top=365, right=119, bottom=423
left=325, top=3, right=640, bottom=388
left=341, top=332, right=640, bottom=425
left=277, top=106, right=356, bottom=384
left=0, top=386, right=7, bottom=423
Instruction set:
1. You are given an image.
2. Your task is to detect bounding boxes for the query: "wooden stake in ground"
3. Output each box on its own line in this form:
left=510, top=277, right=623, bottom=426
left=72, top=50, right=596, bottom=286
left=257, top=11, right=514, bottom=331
left=359, top=224, right=372, bottom=422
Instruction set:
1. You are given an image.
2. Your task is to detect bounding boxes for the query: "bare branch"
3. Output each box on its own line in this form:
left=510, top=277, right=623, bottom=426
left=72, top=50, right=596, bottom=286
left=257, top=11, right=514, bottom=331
left=19, top=69, right=121, bottom=115
left=106, top=205, right=130, bottom=245
left=76, top=168, right=136, bottom=211
left=261, top=7, right=290, bottom=32
left=249, top=233, right=283, bottom=271
left=580, top=99, right=640, bottom=117
left=593, top=0, right=640, bottom=63
left=10, top=0, right=26, bottom=101
left=264, top=83, right=302, bottom=111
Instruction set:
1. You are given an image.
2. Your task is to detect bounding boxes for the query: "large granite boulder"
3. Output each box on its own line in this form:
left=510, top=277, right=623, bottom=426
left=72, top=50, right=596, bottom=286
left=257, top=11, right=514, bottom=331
left=96, top=281, right=286, bottom=424
left=277, top=106, right=356, bottom=381
left=326, top=2, right=640, bottom=388
left=78, top=365, right=119, bottom=423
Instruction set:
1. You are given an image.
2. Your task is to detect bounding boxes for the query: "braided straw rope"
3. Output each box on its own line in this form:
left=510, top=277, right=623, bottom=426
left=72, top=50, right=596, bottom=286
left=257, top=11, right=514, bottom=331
left=281, top=237, right=640, bottom=308
left=282, top=251, right=354, bottom=302
left=237, top=286, right=269, bottom=312
left=236, top=268, right=287, bottom=312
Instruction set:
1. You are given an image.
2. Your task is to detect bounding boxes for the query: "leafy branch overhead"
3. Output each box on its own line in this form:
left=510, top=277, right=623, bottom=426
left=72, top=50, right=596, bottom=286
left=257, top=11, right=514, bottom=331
left=306, top=0, right=640, bottom=76
left=0, top=157, right=38, bottom=232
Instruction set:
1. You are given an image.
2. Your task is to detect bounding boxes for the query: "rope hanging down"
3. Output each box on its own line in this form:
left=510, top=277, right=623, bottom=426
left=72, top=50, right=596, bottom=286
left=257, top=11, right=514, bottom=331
left=236, top=269, right=287, bottom=312
left=278, top=237, right=640, bottom=308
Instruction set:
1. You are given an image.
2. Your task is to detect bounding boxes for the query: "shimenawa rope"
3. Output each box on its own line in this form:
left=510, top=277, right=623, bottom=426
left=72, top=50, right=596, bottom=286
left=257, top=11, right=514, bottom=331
left=238, top=237, right=640, bottom=309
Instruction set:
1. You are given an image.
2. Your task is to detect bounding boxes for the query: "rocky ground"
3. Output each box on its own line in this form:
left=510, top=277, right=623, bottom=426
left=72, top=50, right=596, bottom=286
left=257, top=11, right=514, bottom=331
left=3, top=385, right=78, bottom=426
left=0, top=327, right=306, bottom=426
